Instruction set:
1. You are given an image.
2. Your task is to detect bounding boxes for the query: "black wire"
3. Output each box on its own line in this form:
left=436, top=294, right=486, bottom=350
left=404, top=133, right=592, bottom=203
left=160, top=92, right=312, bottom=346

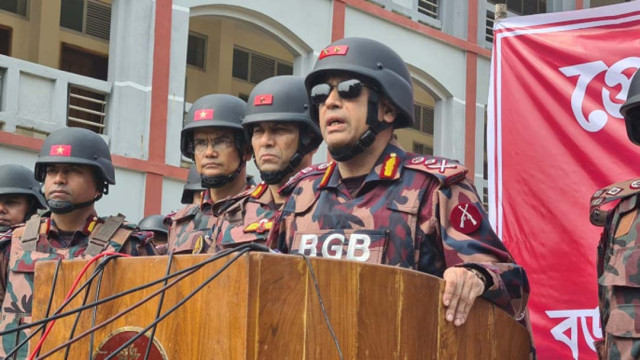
left=64, top=271, right=95, bottom=359
left=0, top=247, right=241, bottom=336
left=36, top=258, right=62, bottom=358
left=89, top=267, right=107, bottom=360
left=144, top=252, right=174, bottom=360
left=299, top=254, right=343, bottom=360
left=104, top=248, right=251, bottom=360
left=2, top=255, right=122, bottom=359
left=35, top=245, right=264, bottom=359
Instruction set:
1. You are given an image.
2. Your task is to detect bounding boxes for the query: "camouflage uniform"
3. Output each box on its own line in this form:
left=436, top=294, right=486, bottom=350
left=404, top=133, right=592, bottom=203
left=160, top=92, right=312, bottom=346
left=213, top=181, right=279, bottom=252
left=0, top=213, right=156, bottom=358
left=591, top=179, right=640, bottom=359
left=166, top=186, right=249, bottom=254
left=270, top=140, right=529, bottom=319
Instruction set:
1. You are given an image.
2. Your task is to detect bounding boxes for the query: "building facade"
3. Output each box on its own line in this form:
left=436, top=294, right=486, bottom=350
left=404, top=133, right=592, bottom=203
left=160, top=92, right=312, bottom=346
left=0, top=0, right=626, bottom=221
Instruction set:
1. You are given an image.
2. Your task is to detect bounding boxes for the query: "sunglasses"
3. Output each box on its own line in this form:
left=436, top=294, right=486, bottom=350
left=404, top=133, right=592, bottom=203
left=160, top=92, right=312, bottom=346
left=310, top=79, right=367, bottom=105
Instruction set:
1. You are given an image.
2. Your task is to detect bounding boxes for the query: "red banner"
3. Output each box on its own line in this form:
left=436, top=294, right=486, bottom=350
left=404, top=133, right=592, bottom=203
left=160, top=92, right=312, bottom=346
left=488, top=3, right=640, bottom=359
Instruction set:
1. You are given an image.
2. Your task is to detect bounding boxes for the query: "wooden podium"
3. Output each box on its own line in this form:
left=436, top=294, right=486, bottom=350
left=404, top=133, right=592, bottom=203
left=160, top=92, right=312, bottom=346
left=31, top=253, right=530, bottom=359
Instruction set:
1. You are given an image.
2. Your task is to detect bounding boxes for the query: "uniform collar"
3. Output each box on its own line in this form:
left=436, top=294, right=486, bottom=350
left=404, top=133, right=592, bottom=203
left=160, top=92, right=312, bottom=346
left=324, top=140, right=406, bottom=189
left=205, top=182, right=254, bottom=214
left=48, top=211, right=101, bottom=237
left=249, top=181, right=275, bottom=206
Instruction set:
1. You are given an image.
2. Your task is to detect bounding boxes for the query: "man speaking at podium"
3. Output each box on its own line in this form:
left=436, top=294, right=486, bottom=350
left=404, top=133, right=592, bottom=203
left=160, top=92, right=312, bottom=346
left=270, top=37, right=530, bottom=332
left=0, top=127, right=157, bottom=358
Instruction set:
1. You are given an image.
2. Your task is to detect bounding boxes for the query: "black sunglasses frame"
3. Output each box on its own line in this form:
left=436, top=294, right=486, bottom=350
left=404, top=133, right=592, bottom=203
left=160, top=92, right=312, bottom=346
left=310, top=79, right=368, bottom=105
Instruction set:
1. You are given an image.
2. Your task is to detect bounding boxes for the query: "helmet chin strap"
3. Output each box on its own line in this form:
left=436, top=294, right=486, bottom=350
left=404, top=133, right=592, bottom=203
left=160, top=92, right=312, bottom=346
left=201, top=160, right=246, bottom=189
left=47, top=195, right=100, bottom=215
left=257, top=153, right=303, bottom=185
left=328, top=91, right=391, bottom=162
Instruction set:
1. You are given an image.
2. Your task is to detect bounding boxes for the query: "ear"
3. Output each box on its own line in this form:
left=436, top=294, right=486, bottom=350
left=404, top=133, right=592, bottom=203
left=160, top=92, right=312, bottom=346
left=379, top=99, right=397, bottom=124
left=242, top=146, right=252, bottom=161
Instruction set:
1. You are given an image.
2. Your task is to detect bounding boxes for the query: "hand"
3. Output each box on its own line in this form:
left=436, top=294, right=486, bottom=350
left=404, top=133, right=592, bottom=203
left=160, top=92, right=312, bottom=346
left=442, top=267, right=486, bottom=327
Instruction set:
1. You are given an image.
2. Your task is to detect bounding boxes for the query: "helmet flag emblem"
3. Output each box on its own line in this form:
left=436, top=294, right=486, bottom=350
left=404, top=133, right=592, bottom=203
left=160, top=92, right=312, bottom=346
left=194, top=108, right=214, bottom=121
left=254, top=94, right=273, bottom=106
left=50, top=144, right=72, bottom=157
left=318, top=45, right=349, bottom=60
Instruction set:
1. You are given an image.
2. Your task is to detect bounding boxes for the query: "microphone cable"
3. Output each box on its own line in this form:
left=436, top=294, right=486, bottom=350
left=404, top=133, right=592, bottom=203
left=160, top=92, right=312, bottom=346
left=36, top=245, right=262, bottom=359
left=3, top=254, right=124, bottom=360
left=0, top=246, right=242, bottom=338
left=299, top=254, right=343, bottom=360
left=144, top=251, right=175, bottom=360
left=102, top=248, right=252, bottom=360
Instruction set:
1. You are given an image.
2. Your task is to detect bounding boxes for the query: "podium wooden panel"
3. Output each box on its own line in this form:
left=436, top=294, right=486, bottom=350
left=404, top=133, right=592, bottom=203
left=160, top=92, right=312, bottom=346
left=31, top=253, right=530, bottom=359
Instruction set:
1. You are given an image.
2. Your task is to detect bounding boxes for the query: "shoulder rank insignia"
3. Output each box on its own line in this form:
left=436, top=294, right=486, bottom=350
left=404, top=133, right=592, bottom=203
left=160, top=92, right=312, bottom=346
left=379, top=153, right=399, bottom=179
left=590, top=178, right=640, bottom=226
left=279, top=162, right=330, bottom=195
left=251, top=181, right=268, bottom=199
left=244, top=219, right=273, bottom=234
left=403, top=155, right=468, bottom=186
left=319, top=161, right=336, bottom=189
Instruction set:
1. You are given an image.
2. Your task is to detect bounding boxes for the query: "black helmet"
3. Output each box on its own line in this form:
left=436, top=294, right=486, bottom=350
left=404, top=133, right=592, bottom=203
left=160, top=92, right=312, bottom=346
left=622, top=69, right=640, bottom=145
left=35, top=127, right=115, bottom=194
left=243, top=76, right=322, bottom=184
left=138, top=214, right=168, bottom=235
left=305, top=37, right=414, bottom=129
left=181, top=94, right=247, bottom=159
left=0, top=164, right=47, bottom=209
left=181, top=164, right=204, bottom=204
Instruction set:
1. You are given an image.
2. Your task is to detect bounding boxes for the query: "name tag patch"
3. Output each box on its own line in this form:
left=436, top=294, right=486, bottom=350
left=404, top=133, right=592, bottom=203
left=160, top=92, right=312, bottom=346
left=292, top=230, right=387, bottom=264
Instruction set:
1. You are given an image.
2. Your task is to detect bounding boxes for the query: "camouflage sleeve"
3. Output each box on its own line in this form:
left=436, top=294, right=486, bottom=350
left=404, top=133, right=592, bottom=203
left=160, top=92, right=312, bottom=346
left=419, top=179, right=530, bottom=318
left=119, top=231, right=158, bottom=256
left=0, top=231, right=12, bottom=309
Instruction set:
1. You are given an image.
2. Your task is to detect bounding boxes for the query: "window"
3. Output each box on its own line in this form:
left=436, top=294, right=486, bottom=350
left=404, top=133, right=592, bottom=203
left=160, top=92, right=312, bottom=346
left=60, top=44, right=108, bottom=80
left=67, top=85, right=107, bottom=134
left=187, top=32, right=206, bottom=69
left=412, top=142, right=433, bottom=156
left=0, top=26, right=10, bottom=56
left=486, top=10, right=495, bottom=44
left=487, top=0, right=546, bottom=16
left=412, top=103, right=434, bottom=135
left=0, top=0, right=27, bottom=16
left=60, top=0, right=111, bottom=41
left=238, top=93, right=249, bottom=102
left=232, top=47, right=293, bottom=84
left=417, top=0, right=439, bottom=19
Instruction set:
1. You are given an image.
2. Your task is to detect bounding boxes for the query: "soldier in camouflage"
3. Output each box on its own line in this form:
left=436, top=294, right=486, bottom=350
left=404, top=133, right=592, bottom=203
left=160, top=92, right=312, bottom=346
left=269, top=37, right=530, bottom=330
left=590, top=69, right=640, bottom=360
left=139, top=214, right=169, bottom=255
left=214, top=76, right=322, bottom=251
left=0, top=164, right=47, bottom=234
left=165, top=94, right=251, bottom=254
left=0, top=127, right=157, bottom=358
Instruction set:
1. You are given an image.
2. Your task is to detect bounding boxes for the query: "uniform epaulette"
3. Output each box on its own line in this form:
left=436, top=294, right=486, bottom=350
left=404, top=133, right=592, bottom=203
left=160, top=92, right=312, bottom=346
left=403, top=155, right=468, bottom=186
left=278, top=162, right=332, bottom=195
left=250, top=181, right=268, bottom=199
left=590, top=178, right=640, bottom=226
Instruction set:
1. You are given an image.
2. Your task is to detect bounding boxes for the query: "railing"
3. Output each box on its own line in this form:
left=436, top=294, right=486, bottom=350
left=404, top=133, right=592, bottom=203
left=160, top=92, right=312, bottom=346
left=0, top=54, right=111, bottom=135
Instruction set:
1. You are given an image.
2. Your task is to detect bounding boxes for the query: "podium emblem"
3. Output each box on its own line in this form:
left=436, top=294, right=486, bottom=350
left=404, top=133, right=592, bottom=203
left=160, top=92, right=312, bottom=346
left=94, top=327, right=168, bottom=360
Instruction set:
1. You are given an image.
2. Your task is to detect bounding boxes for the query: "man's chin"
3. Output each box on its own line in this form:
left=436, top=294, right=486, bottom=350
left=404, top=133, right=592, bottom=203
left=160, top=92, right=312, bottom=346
left=202, top=171, right=226, bottom=178
left=258, top=164, right=285, bottom=173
